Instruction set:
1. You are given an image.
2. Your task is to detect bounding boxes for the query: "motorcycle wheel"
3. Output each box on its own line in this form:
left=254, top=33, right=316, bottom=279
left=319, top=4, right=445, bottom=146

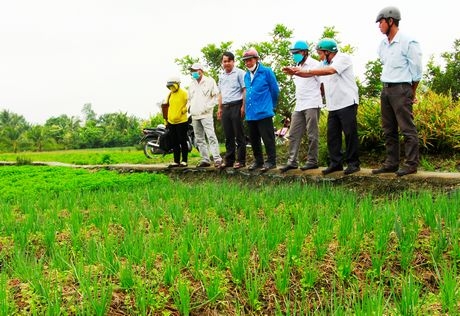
left=143, top=136, right=162, bottom=158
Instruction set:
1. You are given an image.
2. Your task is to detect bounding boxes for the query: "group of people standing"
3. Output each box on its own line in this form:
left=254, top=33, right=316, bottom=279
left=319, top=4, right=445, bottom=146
left=163, top=6, right=422, bottom=177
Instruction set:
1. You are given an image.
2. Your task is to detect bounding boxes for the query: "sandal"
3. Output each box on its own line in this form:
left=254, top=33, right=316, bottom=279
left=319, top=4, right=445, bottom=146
left=179, top=162, right=188, bottom=167
left=168, top=162, right=179, bottom=168
left=233, top=162, right=245, bottom=169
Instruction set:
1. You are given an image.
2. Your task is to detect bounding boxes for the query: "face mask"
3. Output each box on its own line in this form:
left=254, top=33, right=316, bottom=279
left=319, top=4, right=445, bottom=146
left=191, top=72, right=200, bottom=80
left=168, top=84, right=178, bottom=92
left=247, top=64, right=257, bottom=72
left=292, top=53, right=304, bottom=64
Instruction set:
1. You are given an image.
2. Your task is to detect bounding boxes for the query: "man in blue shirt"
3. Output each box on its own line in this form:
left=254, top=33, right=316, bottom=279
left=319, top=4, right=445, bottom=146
left=242, top=48, right=280, bottom=172
left=217, top=52, right=247, bottom=169
left=372, top=6, right=423, bottom=176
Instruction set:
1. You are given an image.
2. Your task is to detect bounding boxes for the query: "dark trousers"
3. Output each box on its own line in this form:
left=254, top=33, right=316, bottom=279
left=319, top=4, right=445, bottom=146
left=221, top=101, right=246, bottom=165
left=247, top=117, right=276, bottom=165
left=169, top=121, right=188, bottom=163
left=380, top=83, right=419, bottom=168
left=327, top=104, right=360, bottom=167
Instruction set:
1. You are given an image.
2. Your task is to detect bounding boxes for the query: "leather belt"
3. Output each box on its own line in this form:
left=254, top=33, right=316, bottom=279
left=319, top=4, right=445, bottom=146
left=383, top=82, right=411, bottom=88
left=222, top=100, right=243, bottom=108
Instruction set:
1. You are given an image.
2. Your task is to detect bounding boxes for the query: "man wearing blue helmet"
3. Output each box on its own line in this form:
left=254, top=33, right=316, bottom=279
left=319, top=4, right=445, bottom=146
left=280, top=40, right=324, bottom=172
left=285, top=38, right=361, bottom=176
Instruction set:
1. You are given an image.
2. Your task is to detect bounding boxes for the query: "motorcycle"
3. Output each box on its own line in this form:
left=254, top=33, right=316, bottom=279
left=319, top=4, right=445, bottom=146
left=275, top=117, right=291, bottom=145
left=141, top=120, right=195, bottom=158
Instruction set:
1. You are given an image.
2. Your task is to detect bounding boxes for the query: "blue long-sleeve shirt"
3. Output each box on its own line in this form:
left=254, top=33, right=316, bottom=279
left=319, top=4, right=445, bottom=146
left=244, top=63, right=280, bottom=121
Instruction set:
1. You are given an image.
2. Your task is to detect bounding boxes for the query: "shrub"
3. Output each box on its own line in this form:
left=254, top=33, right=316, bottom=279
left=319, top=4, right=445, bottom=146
left=414, top=91, right=460, bottom=152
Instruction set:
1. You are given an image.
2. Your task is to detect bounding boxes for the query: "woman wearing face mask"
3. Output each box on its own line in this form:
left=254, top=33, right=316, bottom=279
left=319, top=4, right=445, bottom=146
left=165, top=76, right=189, bottom=168
left=280, top=40, right=324, bottom=173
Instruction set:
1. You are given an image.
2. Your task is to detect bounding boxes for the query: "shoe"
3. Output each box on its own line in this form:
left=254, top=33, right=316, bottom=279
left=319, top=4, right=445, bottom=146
left=179, top=162, right=188, bottom=167
left=371, top=165, right=398, bottom=174
left=196, top=161, right=211, bottom=168
left=300, top=163, right=319, bottom=171
left=233, top=162, right=245, bottom=169
left=248, top=162, right=263, bottom=171
left=279, top=164, right=298, bottom=173
left=395, top=166, right=417, bottom=177
left=260, top=163, right=276, bottom=172
left=168, top=162, right=179, bottom=168
left=321, top=165, right=343, bottom=175
left=218, top=162, right=232, bottom=169
left=344, top=165, right=360, bottom=175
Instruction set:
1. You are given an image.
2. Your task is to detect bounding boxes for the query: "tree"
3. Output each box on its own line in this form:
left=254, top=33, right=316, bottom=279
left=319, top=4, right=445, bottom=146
left=82, top=103, right=97, bottom=123
left=424, top=39, right=460, bottom=101
left=358, top=59, right=383, bottom=98
left=174, top=24, right=356, bottom=123
left=45, top=114, right=82, bottom=149
left=0, top=110, right=30, bottom=152
left=26, top=125, right=56, bottom=151
left=98, top=112, right=141, bottom=147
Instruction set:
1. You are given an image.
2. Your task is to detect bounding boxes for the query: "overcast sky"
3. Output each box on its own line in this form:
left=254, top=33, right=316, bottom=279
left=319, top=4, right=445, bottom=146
left=1, top=0, right=458, bottom=124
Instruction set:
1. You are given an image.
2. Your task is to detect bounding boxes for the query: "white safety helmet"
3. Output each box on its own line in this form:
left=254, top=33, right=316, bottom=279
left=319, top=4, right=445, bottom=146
left=166, top=76, right=181, bottom=87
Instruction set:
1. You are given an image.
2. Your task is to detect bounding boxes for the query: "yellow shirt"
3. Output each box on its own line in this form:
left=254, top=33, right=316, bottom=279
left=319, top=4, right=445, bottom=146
left=167, top=88, right=188, bottom=124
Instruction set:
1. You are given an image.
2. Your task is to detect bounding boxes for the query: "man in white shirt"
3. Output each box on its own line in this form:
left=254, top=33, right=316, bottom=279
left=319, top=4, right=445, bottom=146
left=285, top=38, right=360, bottom=175
left=187, top=63, right=223, bottom=168
left=281, top=40, right=324, bottom=172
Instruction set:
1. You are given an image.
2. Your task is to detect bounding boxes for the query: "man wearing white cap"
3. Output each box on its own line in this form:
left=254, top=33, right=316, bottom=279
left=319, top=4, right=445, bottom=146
left=187, top=63, right=223, bottom=168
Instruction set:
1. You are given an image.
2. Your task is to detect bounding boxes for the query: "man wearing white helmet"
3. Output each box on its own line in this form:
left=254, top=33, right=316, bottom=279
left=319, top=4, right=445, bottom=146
left=164, top=76, right=189, bottom=167
left=187, top=63, right=223, bottom=168
left=372, top=6, right=422, bottom=177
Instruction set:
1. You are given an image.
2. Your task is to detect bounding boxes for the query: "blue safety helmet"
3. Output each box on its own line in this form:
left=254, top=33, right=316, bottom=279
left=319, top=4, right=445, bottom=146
left=289, top=40, right=309, bottom=53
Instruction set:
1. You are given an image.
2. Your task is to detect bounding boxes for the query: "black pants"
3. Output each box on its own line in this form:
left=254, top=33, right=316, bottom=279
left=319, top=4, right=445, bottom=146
left=168, top=121, right=188, bottom=163
left=326, top=104, right=360, bottom=168
left=380, top=83, right=419, bottom=168
left=247, top=117, right=276, bottom=165
left=221, top=101, right=246, bottom=165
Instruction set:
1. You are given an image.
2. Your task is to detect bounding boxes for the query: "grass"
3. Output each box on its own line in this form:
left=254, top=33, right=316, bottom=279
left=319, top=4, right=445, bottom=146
left=0, top=146, right=458, bottom=172
left=0, top=147, right=203, bottom=166
left=0, top=165, right=459, bottom=314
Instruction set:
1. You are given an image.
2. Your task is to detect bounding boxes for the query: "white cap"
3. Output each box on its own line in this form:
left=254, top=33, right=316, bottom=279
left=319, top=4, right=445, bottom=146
left=190, top=63, right=204, bottom=71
